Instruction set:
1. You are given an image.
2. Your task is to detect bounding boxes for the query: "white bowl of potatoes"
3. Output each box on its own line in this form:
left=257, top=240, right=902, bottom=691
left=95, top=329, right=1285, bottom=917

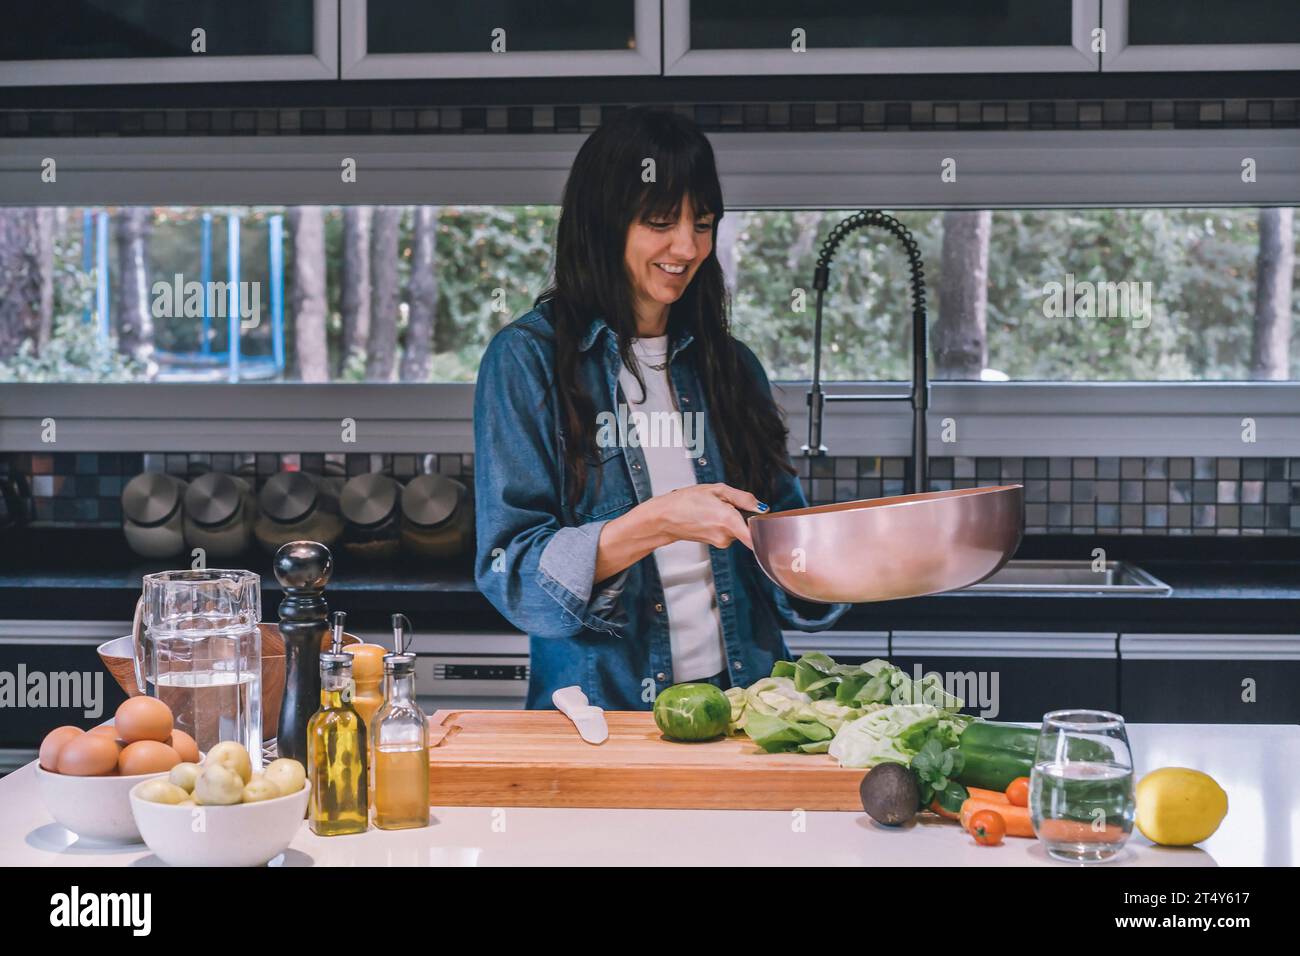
left=129, top=741, right=310, bottom=867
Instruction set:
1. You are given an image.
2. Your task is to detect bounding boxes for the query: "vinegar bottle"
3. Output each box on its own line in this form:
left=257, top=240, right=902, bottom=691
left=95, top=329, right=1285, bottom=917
left=307, top=611, right=369, bottom=836
left=371, top=613, right=430, bottom=830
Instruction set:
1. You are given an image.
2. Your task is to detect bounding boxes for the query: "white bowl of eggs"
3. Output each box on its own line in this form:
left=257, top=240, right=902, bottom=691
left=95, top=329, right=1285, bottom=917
left=36, top=697, right=202, bottom=843
left=129, top=741, right=310, bottom=867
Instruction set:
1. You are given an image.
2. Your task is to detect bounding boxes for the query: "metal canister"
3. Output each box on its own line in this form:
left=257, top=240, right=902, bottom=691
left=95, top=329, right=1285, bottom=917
left=339, top=473, right=402, bottom=562
left=399, top=474, right=473, bottom=560
left=255, top=472, right=343, bottom=555
left=121, top=472, right=188, bottom=559
left=183, top=472, right=256, bottom=560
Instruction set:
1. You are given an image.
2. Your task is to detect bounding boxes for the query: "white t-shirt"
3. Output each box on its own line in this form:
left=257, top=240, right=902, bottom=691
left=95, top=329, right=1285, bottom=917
left=617, top=336, right=726, bottom=681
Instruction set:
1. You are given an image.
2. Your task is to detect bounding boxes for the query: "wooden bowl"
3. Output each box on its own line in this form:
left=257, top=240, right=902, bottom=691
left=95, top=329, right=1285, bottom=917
left=96, top=623, right=360, bottom=740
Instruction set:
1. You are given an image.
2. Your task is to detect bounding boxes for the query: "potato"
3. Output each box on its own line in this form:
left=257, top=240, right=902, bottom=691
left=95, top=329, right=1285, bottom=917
left=205, top=741, right=252, bottom=784
left=193, top=763, right=244, bottom=805
left=137, top=779, right=191, bottom=805
left=242, top=778, right=281, bottom=803
left=263, top=758, right=306, bottom=797
left=168, top=762, right=202, bottom=793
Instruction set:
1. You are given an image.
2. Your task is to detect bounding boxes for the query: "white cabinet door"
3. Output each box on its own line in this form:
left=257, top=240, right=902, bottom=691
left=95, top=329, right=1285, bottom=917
left=341, top=0, right=660, bottom=79
left=0, top=0, right=339, bottom=87
left=1101, top=0, right=1300, bottom=71
left=664, top=0, right=1101, bottom=75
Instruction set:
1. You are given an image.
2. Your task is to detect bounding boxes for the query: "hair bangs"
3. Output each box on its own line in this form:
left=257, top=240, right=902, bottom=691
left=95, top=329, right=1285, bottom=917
left=633, top=136, right=723, bottom=226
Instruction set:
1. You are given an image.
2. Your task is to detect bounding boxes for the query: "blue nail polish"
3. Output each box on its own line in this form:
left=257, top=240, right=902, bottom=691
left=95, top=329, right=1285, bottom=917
left=756, top=502, right=770, bottom=512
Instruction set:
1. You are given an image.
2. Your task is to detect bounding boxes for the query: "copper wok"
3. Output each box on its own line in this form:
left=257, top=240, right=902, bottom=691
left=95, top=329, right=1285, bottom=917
left=749, top=485, right=1024, bottom=604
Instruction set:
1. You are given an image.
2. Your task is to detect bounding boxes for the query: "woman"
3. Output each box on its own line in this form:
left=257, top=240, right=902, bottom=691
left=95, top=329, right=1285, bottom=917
left=474, top=107, right=848, bottom=710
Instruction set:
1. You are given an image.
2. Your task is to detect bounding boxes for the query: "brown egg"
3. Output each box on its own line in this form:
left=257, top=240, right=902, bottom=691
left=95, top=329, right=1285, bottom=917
left=118, top=740, right=182, bottom=776
left=39, top=726, right=84, bottom=771
left=87, top=724, right=120, bottom=738
left=167, top=729, right=200, bottom=763
left=114, top=697, right=174, bottom=743
left=56, top=733, right=122, bottom=776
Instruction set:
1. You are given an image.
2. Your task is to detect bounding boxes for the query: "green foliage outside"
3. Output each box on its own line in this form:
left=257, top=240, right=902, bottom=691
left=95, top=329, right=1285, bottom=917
left=730, top=207, right=1296, bottom=381
left=2, top=205, right=1294, bottom=384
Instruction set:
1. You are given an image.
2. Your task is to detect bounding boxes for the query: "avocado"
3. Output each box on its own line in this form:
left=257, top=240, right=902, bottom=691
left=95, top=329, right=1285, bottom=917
left=859, top=763, right=919, bottom=826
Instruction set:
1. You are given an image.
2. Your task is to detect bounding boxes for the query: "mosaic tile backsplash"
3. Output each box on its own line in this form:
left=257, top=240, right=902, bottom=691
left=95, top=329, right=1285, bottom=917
left=2, top=452, right=1299, bottom=536
left=3, top=98, right=1298, bottom=138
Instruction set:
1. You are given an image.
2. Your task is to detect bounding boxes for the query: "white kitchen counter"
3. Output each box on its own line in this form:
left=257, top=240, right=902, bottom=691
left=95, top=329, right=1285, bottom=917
left=1, top=723, right=1294, bottom=867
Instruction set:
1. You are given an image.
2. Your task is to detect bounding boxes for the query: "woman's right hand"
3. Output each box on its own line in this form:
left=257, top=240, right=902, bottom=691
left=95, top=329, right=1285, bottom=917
left=648, top=483, right=766, bottom=551
left=594, top=483, right=768, bottom=583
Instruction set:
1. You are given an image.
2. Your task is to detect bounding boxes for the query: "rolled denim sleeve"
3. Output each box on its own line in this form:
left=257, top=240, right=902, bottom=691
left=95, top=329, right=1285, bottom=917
left=736, top=341, right=851, bottom=631
left=537, top=523, right=630, bottom=633
left=473, top=325, right=629, bottom=639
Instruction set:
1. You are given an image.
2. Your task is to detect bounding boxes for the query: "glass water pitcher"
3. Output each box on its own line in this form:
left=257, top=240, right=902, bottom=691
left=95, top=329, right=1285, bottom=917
left=134, top=569, right=263, bottom=771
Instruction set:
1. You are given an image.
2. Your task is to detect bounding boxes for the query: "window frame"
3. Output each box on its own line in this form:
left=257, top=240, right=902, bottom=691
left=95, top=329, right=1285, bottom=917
left=1, top=381, right=1296, bottom=459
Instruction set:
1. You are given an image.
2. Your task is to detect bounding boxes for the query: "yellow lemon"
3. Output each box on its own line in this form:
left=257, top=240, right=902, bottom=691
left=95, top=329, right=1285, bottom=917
left=1135, top=767, right=1228, bottom=846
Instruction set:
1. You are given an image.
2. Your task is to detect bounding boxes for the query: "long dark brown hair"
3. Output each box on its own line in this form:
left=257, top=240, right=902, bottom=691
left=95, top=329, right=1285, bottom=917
left=534, top=106, right=792, bottom=507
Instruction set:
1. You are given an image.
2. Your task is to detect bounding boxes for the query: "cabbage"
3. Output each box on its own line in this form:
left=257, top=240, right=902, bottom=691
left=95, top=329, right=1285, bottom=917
left=727, top=676, right=869, bottom=750
left=726, top=676, right=811, bottom=733
left=806, top=698, right=868, bottom=732
left=729, top=654, right=967, bottom=762
left=832, top=658, right=966, bottom=711
left=827, top=704, right=946, bottom=769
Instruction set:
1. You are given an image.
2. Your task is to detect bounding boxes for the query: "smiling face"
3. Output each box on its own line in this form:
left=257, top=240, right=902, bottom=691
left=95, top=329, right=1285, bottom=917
left=623, top=195, right=716, bottom=334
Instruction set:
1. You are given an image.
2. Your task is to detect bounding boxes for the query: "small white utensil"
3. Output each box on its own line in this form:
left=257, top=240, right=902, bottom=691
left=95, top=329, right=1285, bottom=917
left=552, top=686, right=608, bottom=745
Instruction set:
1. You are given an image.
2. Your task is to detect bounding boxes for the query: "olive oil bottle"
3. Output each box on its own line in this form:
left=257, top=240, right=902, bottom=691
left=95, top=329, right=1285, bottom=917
left=370, top=614, right=430, bottom=830
left=308, top=611, right=369, bottom=836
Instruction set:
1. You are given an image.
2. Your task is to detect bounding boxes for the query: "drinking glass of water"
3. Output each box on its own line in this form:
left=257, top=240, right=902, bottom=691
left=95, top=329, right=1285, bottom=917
left=1030, top=710, right=1135, bottom=863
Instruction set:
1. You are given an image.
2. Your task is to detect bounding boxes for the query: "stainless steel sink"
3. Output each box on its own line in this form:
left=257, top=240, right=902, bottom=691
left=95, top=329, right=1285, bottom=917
left=963, top=559, right=1171, bottom=595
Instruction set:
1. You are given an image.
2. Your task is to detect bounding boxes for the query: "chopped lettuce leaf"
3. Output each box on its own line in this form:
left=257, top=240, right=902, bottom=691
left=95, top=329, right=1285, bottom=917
left=725, top=686, right=747, bottom=734
left=742, top=710, right=835, bottom=754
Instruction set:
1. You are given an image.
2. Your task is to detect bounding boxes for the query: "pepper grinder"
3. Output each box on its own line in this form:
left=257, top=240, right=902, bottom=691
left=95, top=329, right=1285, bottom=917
left=273, top=540, right=333, bottom=763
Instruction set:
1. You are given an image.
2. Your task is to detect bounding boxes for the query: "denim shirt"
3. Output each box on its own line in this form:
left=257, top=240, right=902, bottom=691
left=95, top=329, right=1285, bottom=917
left=473, top=302, right=849, bottom=710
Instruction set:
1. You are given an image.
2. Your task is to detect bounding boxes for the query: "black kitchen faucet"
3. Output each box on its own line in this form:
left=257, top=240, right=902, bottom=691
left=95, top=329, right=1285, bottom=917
left=804, top=210, right=930, bottom=495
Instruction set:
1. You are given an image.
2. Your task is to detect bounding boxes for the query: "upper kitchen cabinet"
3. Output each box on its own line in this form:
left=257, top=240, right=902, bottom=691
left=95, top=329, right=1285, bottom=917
left=340, top=0, right=660, bottom=79
left=0, top=0, right=338, bottom=86
left=663, top=0, right=1101, bottom=75
left=1101, top=0, right=1300, bottom=71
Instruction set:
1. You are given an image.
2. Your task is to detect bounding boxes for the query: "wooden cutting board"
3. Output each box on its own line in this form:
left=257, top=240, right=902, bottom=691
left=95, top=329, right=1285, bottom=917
left=426, top=709, right=866, bottom=810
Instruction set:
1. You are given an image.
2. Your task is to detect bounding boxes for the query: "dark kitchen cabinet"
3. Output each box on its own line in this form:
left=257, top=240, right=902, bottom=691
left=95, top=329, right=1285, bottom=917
left=0, top=622, right=130, bottom=753
left=342, top=0, right=659, bottom=78
left=784, top=630, right=889, bottom=665
left=1101, top=0, right=1300, bottom=71
left=0, top=0, right=338, bottom=86
left=664, top=0, right=1100, bottom=75
left=1119, top=633, right=1300, bottom=724
left=889, top=631, right=1119, bottom=723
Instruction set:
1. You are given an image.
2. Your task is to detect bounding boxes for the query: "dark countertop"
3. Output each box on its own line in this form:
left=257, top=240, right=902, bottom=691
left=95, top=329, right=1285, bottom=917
left=1, top=529, right=1297, bottom=633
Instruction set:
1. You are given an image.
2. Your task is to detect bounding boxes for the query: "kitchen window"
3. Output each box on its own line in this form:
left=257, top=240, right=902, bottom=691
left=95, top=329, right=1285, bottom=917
left=0, top=205, right=1294, bottom=385
left=0, top=129, right=1296, bottom=458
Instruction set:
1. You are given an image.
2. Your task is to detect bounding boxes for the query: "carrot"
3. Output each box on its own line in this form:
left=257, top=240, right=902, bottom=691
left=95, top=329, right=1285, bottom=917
left=930, top=799, right=961, bottom=821
left=961, top=798, right=1035, bottom=838
left=1037, top=818, right=1128, bottom=844
left=965, top=787, right=1010, bottom=804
